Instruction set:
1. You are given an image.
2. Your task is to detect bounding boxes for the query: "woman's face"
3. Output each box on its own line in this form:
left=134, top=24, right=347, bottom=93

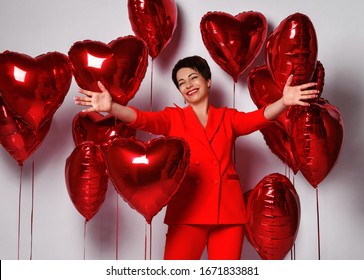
left=176, top=67, right=211, bottom=105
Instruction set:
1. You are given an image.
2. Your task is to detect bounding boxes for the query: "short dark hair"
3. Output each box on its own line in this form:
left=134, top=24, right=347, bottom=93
left=172, top=55, right=211, bottom=88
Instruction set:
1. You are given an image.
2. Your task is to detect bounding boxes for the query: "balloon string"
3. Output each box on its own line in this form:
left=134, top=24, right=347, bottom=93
left=290, top=244, right=296, bottom=260
left=150, top=222, right=152, bottom=260
left=149, top=59, right=154, bottom=141
left=143, top=222, right=152, bottom=260
left=83, top=220, right=87, bottom=260
left=30, top=158, right=35, bottom=260
left=144, top=222, right=147, bottom=260
left=116, top=193, right=119, bottom=260
left=233, top=81, right=236, bottom=164
left=316, top=188, right=321, bottom=260
left=233, top=80, right=236, bottom=109
left=17, top=165, right=23, bottom=260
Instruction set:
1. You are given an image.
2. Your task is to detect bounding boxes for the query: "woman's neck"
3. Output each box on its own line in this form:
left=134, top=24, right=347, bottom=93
left=190, top=100, right=210, bottom=129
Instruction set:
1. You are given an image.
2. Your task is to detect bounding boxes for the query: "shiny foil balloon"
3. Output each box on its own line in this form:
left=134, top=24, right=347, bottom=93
left=0, top=51, right=72, bottom=131
left=247, top=65, right=298, bottom=173
left=290, top=99, right=344, bottom=188
left=246, top=173, right=301, bottom=260
left=104, top=137, right=190, bottom=224
left=68, top=36, right=148, bottom=105
left=65, top=141, right=108, bottom=222
left=0, top=98, right=52, bottom=166
left=128, top=0, right=177, bottom=59
left=200, top=11, right=267, bottom=82
left=72, top=111, right=136, bottom=147
left=266, top=13, right=318, bottom=90
left=248, top=65, right=287, bottom=128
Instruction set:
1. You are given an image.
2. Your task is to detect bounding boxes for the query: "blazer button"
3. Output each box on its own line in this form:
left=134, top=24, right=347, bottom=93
left=212, top=179, right=219, bottom=184
left=210, top=160, right=217, bottom=165
left=194, top=160, right=200, bottom=166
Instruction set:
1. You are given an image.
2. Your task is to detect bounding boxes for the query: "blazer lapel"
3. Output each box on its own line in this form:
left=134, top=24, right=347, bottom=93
left=180, top=105, right=211, bottom=149
left=205, top=105, right=227, bottom=143
left=179, top=105, right=226, bottom=148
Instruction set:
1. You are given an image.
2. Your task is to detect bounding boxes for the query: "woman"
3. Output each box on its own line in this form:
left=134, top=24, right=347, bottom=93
left=74, top=55, right=318, bottom=260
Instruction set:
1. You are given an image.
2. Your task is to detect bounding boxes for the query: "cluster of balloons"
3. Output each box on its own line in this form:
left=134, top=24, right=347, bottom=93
left=247, top=13, right=344, bottom=188
left=0, top=51, right=72, bottom=166
left=0, top=0, right=186, bottom=225
left=0, top=1, right=344, bottom=259
left=65, top=112, right=135, bottom=222
left=0, top=0, right=178, bottom=167
left=65, top=111, right=190, bottom=223
left=65, top=0, right=182, bottom=223
left=240, top=13, right=343, bottom=260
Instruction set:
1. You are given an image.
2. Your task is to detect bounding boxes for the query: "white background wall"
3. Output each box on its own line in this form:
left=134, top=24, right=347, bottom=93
left=0, top=0, right=363, bottom=260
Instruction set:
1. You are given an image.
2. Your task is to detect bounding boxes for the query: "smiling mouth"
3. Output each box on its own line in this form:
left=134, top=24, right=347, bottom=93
left=186, top=89, right=198, bottom=96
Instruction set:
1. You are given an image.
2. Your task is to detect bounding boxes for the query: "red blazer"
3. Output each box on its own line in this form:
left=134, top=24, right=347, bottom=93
left=129, top=104, right=271, bottom=225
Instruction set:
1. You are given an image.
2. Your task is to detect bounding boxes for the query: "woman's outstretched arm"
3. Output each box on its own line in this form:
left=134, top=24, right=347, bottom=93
left=74, top=81, right=137, bottom=123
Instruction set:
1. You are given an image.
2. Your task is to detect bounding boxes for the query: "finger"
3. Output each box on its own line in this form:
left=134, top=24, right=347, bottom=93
left=74, top=99, right=92, bottom=106
left=82, top=107, right=96, bottom=113
left=285, top=75, right=294, bottom=87
left=300, top=82, right=318, bottom=90
left=297, top=100, right=310, bottom=107
left=74, top=96, right=91, bottom=102
left=97, top=81, right=107, bottom=92
left=301, top=89, right=320, bottom=96
left=300, top=94, right=318, bottom=100
left=78, top=88, right=94, bottom=97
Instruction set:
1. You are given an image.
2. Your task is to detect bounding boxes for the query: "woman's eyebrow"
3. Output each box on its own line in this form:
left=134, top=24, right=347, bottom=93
left=177, top=72, right=198, bottom=83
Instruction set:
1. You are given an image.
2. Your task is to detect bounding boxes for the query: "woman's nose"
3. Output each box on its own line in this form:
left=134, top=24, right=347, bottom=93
left=185, top=80, right=192, bottom=88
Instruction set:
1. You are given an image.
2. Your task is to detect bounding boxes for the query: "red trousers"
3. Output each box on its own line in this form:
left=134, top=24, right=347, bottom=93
left=164, top=224, right=245, bottom=260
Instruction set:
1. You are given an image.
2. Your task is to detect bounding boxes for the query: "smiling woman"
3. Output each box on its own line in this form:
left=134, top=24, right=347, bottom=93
left=0, top=0, right=360, bottom=262
left=74, top=55, right=317, bottom=260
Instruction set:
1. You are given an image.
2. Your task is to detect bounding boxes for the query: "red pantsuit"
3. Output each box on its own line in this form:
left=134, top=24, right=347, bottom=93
left=128, top=104, right=271, bottom=259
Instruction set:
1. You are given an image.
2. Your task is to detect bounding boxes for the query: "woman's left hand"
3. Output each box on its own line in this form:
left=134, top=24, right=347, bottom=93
left=282, top=75, right=319, bottom=107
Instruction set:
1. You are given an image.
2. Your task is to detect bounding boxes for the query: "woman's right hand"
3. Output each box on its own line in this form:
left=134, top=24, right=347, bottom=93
left=74, top=81, right=113, bottom=113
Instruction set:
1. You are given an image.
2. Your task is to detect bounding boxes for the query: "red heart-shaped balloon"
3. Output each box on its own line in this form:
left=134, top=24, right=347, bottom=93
left=65, top=141, right=108, bottom=222
left=0, top=98, right=51, bottom=166
left=72, top=111, right=136, bottom=147
left=247, top=65, right=298, bottom=172
left=266, top=13, right=318, bottom=90
left=290, top=99, right=344, bottom=188
left=68, top=36, right=148, bottom=105
left=260, top=123, right=299, bottom=174
left=104, top=137, right=190, bottom=224
left=128, top=0, right=178, bottom=59
left=246, top=173, right=300, bottom=260
left=0, top=51, right=71, bottom=131
left=200, top=11, right=267, bottom=82
left=248, top=65, right=286, bottom=127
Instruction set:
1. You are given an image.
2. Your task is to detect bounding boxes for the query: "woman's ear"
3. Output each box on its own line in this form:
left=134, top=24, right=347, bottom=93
left=207, top=79, right=211, bottom=89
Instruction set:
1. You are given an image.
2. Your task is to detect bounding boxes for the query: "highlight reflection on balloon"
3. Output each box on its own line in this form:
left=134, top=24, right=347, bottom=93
left=200, top=11, right=267, bottom=82
left=104, top=137, right=190, bottom=224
